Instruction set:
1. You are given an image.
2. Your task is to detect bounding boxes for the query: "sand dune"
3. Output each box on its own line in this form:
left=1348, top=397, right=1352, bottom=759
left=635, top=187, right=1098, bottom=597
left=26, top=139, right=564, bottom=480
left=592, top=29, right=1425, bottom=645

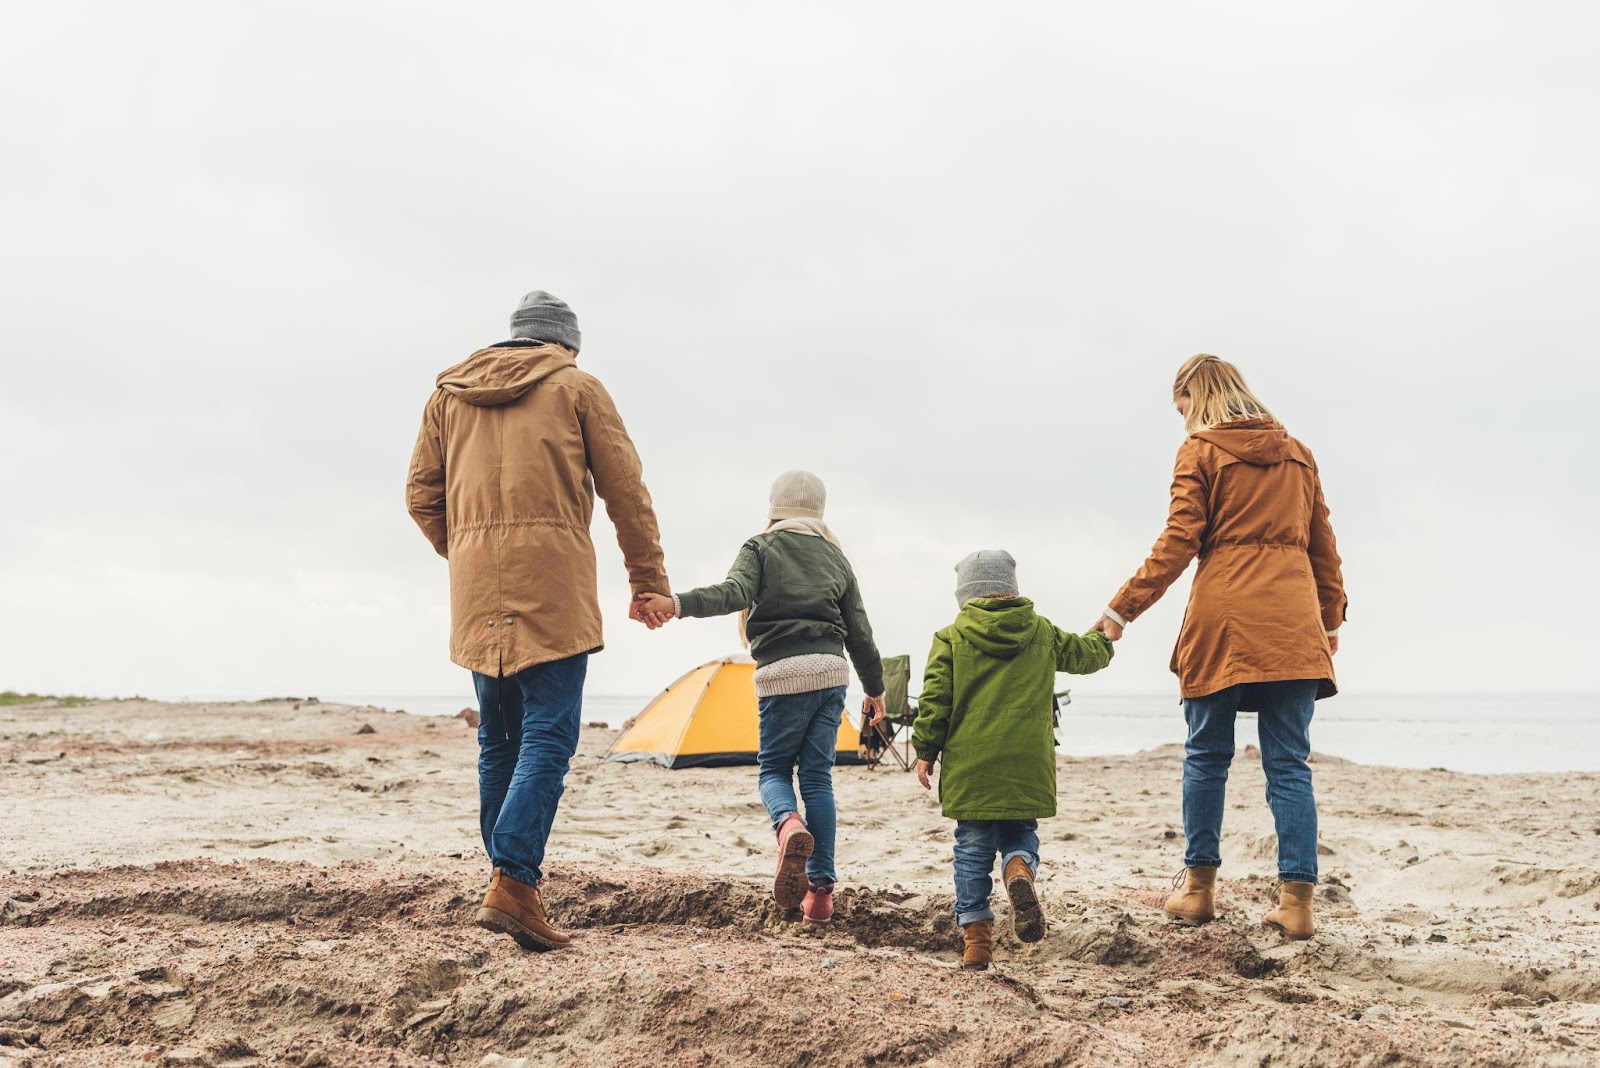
left=2, top=698, right=1597, bottom=1066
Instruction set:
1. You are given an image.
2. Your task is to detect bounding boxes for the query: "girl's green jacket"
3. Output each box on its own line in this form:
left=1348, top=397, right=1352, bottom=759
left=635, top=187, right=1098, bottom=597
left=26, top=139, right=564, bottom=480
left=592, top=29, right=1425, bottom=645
left=913, top=597, right=1114, bottom=820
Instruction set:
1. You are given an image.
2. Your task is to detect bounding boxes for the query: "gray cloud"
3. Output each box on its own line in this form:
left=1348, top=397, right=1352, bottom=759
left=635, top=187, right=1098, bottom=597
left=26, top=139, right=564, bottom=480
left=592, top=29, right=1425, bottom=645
left=3, top=2, right=1596, bottom=700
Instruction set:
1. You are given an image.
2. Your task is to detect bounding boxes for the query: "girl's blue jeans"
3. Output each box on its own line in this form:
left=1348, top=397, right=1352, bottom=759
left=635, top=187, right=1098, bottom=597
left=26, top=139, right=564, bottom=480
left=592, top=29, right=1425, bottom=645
left=1182, top=679, right=1320, bottom=883
left=756, top=685, right=845, bottom=886
left=953, top=819, right=1040, bottom=926
left=472, top=653, right=589, bottom=886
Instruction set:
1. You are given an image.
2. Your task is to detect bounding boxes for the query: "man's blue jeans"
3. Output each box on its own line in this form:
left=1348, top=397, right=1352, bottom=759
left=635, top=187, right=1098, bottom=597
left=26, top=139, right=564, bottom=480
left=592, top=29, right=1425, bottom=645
left=953, top=819, right=1039, bottom=926
left=756, top=686, right=845, bottom=886
left=473, top=653, right=588, bottom=886
left=1182, top=679, right=1319, bottom=884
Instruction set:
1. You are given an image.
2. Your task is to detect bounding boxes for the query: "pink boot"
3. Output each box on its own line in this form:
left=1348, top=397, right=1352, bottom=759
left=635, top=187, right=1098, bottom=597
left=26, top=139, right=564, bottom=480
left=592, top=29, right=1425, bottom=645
left=802, top=881, right=834, bottom=923
left=774, top=813, right=813, bottom=910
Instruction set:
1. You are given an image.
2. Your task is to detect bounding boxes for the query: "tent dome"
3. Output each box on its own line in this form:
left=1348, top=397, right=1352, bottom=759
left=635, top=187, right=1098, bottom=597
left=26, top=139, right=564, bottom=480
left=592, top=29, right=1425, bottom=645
left=605, top=657, right=866, bottom=769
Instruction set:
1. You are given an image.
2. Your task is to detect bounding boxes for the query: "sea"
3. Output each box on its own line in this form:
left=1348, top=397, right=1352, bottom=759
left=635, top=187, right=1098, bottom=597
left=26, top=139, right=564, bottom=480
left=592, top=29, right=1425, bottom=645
left=317, top=691, right=1599, bottom=776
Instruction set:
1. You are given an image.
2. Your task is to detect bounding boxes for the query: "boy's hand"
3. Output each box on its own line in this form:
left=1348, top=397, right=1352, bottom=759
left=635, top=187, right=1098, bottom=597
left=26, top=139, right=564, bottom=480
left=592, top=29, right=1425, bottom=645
left=862, top=694, right=886, bottom=728
left=1090, top=614, right=1124, bottom=641
left=916, top=759, right=934, bottom=791
left=632, top=592, right=675, bottom=629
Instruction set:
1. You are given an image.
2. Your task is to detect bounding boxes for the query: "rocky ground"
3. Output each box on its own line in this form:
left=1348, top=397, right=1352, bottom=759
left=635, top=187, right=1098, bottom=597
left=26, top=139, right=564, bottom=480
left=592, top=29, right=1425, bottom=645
left=2, top=698, right=1597, bottom=1066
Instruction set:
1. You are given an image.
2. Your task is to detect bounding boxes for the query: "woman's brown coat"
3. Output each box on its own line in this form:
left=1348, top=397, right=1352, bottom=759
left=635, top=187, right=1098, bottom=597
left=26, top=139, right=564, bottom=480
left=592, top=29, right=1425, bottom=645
left=1109, top=419, right=1346, bottom=701
left=406, top=343, right=669, bottom=677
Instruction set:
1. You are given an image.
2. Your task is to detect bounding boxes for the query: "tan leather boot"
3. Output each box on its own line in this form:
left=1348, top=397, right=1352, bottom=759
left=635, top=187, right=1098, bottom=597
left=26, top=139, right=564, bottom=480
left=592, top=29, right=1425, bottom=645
left=1003, top=856, right=1045, bottom=944
left=1163, top=866, right=1218, bottom=926
left=1263, top=881, right=1315, bottom=940
left=475, top=868, right=571, bottom=951
left=960, top=919, right=994, bottom=970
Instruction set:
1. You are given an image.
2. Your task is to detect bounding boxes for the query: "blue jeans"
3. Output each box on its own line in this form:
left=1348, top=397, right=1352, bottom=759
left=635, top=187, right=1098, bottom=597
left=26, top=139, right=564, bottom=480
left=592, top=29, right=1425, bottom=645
left=756, top=686, right=845, bottom=886
left=1182, top=679, right=1319, bottom=883
left=473, top=653, right=589, bottom=886
left=953, top=819, right=1040, bottom=926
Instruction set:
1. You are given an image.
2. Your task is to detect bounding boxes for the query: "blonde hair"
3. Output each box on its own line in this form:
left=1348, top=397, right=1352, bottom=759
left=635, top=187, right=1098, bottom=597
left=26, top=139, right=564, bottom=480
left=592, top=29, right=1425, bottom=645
left=1173, top=353, right=1276, bottom=435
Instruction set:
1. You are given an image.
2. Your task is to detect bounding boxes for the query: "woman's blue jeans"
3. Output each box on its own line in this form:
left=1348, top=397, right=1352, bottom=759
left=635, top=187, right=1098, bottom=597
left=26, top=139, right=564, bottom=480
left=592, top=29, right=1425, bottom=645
left=756, top=686, right=845, bottom=886
left=1182, top=679, right=1319, bottom=883
left=953, top=819, right=1040, bottom=926
left=473, top=653, right=588, bottom=886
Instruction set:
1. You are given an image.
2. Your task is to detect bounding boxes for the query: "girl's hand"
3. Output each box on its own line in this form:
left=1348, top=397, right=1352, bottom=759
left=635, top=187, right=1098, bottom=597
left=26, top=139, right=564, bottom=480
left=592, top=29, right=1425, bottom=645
left=862, top=694, right=886, bottom=728
left=916, top=759, right=934, bottom=790
left=632, top=592, right=674, bottom=629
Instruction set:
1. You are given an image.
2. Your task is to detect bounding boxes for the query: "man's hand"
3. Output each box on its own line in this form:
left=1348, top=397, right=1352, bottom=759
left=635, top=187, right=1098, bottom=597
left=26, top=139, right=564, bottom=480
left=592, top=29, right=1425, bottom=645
left=916, top=759, right=934, bottom=791
left=1090, top=614, right=1125, bottom=641
left=863, top=694, right=886, bottom=728
left=630, top=592, right=674, bottom=630
left=1328, top=632, right=1340, bottom=656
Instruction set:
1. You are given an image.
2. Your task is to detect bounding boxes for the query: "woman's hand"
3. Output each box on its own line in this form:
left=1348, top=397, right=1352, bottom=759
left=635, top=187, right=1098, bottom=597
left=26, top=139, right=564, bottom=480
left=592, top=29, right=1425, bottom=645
left=1327, top=632, right=1340, bottom=656
left=1090, top=614, right=1125, bottom=641
left=631, top=592, right=674, bottom=629
left=916, top=759, right=934, bottom=791
left=862, top=694, right=886, bottom=728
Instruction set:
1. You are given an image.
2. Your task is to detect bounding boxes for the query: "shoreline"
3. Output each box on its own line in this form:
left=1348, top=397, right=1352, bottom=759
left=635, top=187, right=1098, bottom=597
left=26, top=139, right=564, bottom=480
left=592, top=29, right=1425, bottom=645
left=17, top=690, right=1600, bottom=775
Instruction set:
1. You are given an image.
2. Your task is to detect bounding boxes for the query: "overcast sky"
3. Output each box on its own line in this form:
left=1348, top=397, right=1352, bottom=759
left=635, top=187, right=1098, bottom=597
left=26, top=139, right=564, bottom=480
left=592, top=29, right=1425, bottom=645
left=3, top=2, right=1597, bottom=703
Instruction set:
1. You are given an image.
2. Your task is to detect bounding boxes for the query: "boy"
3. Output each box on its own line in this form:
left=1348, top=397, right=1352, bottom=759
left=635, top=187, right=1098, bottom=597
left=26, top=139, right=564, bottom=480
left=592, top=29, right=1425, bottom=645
left=913, top=550, right=1115, bottom=969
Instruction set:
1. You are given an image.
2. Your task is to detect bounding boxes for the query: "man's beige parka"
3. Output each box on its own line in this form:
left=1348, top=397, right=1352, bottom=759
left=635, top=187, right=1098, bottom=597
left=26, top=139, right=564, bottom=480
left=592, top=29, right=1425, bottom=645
left=406, top=343, right=669, bottom=677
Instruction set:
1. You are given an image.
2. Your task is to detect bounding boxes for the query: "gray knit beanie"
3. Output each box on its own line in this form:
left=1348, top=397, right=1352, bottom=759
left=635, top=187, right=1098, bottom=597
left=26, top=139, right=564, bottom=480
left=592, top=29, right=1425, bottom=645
left=955, top=550, right=1019, bottom=607
left=509, top=290, right=582, bottom=351
left=768, top=470, right=826, bottom=520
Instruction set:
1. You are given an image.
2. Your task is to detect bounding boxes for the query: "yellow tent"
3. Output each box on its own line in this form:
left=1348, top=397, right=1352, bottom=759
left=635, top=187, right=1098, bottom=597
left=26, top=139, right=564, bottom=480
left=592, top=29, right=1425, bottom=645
left=605, top=657, right=866, bottom=769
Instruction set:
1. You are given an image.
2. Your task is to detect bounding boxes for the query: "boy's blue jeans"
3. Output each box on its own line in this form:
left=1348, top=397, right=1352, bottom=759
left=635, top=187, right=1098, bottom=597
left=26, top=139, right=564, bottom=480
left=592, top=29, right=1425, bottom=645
left=473, top=653, right=589, bottom=887
left=953, top=819, right=1040, bottom=926
left=756, top=686, right=845, bottom=886
left=1182, top=679, right=1319, bottom=884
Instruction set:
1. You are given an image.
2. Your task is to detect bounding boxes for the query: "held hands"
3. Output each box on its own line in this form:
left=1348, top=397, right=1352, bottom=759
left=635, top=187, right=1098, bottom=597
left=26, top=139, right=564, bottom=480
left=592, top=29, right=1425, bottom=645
left=1090, top=614, right=1125, bottom=641
left=862, top=694, right=886, bottom=728
left=630, top=592, right=675, bottom=630
left=916, top=759, right=934, bottom=791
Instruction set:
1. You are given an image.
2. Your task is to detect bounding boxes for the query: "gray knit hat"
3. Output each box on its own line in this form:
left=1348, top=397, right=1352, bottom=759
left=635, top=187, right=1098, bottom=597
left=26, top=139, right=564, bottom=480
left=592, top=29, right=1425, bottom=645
left=955, top=550, right=1019, bottom=607
left=768, top=470, right=826, bottom=520
left=509, top=290, right=582, bottom=351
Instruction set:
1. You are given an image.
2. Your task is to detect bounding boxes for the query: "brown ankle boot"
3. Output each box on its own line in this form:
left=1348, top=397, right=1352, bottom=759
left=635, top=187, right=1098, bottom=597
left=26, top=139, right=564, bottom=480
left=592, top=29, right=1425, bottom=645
left=1263, top=881, right=1315, bottom=940
left=1163, top=866, right=1218, bottom=926
left=1003, top=857, right=1045, bottom=944
left=960, top=919, right=994, bottom=970
left=476, top=868, right=571, bottom=950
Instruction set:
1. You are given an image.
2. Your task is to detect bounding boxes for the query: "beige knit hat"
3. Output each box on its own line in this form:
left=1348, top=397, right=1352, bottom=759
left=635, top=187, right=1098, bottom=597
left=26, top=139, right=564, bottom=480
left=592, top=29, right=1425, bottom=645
left=768, top=470, right=826, bottom=520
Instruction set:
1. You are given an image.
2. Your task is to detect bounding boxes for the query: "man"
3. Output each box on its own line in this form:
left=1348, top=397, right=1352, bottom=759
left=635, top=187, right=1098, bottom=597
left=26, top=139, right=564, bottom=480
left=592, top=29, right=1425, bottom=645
left=406, top=290, right=670, bottom=951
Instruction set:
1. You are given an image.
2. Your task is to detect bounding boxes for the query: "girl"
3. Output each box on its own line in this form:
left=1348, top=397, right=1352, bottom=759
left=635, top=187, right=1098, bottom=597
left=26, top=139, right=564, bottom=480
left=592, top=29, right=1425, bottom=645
left=636, top=471, right=885, bottom=921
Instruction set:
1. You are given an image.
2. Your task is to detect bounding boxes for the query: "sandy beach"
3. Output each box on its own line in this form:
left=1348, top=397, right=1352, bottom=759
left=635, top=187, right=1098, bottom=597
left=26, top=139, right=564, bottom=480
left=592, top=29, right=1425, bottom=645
left=2, top=697, right=1597, bottom=1067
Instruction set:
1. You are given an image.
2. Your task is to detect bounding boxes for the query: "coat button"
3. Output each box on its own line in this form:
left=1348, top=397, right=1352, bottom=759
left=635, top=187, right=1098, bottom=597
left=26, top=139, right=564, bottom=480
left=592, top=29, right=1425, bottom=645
left=503, top=617, right=513, bottom=625
left=486, top=621, right=495, bottom=628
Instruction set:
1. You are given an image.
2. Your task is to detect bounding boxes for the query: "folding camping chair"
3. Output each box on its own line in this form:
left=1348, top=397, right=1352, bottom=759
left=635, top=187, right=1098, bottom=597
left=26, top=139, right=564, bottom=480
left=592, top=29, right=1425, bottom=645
left=858, top=654, right=919, bottom=771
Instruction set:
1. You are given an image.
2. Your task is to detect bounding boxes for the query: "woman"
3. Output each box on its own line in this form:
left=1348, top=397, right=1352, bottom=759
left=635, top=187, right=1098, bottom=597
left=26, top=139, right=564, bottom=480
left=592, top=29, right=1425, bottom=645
left=1094, top=354, right=1346, bottom=940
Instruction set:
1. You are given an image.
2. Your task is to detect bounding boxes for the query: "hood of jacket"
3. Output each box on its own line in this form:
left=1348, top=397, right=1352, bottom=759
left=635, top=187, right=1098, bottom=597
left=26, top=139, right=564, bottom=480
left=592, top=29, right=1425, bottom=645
left=1191, top=418, right=1293, bottom=466
left=435, top=342, right=576, bottom=407
left=951, top=597, right=1040, bottom=660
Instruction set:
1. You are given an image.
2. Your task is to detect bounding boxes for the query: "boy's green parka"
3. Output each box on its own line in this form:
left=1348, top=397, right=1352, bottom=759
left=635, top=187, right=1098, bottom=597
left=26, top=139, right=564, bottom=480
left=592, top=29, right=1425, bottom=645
left=913, top=597, right=1114, bottom=820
